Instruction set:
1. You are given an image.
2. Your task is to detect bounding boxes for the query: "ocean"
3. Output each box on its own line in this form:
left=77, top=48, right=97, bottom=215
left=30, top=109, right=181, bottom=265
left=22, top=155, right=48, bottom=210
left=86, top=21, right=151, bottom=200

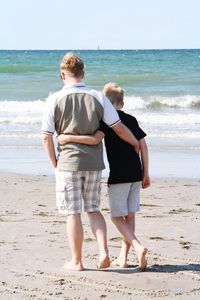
left=0, top=49, right=200, bottom=178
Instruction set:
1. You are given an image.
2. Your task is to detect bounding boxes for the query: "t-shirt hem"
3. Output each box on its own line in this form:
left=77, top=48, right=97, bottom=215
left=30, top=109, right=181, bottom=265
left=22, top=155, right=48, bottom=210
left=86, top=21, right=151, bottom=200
left=57, top=166, right=105, bottom=172
left=108, top=178, right=143, bottom=184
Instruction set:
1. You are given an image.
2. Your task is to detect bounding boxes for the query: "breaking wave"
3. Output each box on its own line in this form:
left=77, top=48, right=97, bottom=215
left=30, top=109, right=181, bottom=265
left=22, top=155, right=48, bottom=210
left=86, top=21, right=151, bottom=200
left=124, top=95, right=200, bottom=110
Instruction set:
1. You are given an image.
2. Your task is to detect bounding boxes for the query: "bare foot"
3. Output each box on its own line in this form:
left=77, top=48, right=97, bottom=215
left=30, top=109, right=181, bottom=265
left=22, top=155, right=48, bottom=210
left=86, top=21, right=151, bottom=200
left=98, top=256, right=110, bottom=269
left=112, top=258, right=128, bottom=268
left=63, top=260, right=84, bottom=271
left=136, top=247, right=148, bottom=271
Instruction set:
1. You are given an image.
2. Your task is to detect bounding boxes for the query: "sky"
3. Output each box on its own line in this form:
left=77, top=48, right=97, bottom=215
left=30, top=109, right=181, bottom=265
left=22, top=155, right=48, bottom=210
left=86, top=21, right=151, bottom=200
left=0, top=0, right=200, bottom=50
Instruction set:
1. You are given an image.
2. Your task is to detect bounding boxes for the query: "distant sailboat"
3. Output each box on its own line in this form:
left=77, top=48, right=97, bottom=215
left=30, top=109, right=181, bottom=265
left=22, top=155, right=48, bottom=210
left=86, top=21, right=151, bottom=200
left=97, top=44, right=100, bottom=50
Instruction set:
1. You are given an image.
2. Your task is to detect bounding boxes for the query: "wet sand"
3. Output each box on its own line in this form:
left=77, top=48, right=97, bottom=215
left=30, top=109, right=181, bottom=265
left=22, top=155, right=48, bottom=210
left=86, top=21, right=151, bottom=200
left=0, top=173, right=200, bottom=299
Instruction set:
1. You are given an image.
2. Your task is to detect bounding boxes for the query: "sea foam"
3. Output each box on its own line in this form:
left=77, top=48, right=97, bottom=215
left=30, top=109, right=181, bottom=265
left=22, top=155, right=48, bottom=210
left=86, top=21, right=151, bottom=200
left=0, top=96, right=200, bottom=126
left=124, top=95, right=200, bottom=109
left=0, top=100, right=44, bottom=124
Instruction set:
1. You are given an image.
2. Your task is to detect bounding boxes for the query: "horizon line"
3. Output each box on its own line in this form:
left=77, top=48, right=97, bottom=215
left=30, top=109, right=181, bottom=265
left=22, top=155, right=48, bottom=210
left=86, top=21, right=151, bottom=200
left=0, top=47, right=200, bottom=51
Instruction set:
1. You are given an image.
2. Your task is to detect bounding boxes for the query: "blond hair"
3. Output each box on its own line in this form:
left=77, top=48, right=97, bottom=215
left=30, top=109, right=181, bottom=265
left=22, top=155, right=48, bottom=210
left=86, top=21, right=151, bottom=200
left=60, top=52, right=84, bottom=77
left=103, top=82, right=124, bottom=105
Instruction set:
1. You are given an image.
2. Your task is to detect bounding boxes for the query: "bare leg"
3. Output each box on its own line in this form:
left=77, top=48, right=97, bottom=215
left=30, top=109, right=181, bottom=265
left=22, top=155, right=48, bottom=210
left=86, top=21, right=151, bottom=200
left=112, top=239, right=130, bottom=268
left=111, top=215, right=148, bottom=271
left=112, top=213, right=135, bottom=267
left=87, top=211, right=110, bottom=268
left=63, top=213, right=84, bottom=271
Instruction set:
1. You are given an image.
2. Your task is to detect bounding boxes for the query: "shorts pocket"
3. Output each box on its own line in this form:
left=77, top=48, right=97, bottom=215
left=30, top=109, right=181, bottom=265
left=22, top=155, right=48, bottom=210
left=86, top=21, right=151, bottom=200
left=55, top=178, right=68, bottom=213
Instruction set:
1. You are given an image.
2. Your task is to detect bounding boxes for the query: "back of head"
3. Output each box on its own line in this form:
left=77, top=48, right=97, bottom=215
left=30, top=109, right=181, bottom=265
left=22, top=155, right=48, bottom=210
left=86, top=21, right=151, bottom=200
left=60, top=52, right=84, bottom=78
left=103, top=82, right=124, bottom=105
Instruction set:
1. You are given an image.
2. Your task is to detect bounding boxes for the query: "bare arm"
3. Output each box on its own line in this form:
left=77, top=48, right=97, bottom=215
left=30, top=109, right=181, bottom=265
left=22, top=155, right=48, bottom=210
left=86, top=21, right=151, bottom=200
left=57, top=131, right=105, bottom=146
left=112, top=122, right=139, bottom=153
left=140, top=138, right=150, bottom=189
left=42, top=134, right=57, bottom=169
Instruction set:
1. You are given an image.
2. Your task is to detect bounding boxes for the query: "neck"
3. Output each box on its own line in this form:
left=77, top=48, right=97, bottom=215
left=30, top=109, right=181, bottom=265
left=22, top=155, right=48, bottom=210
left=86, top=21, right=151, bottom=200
left=114, top=105, right=122, bottom=110
left=114, top=102, right=124, bottom=110
left=64, top=77, right=82, bottom=85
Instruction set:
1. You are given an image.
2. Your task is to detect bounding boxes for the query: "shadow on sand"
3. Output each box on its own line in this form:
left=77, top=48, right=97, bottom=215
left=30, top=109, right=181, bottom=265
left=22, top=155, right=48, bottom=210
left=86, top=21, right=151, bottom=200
left=83, top=263, right=200, bottom=274
left=149, top=263, right=200, bottom=273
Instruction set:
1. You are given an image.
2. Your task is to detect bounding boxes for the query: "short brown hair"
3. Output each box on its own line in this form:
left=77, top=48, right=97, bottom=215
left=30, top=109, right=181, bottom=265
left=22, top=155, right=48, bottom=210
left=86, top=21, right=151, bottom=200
left=60, top=52, right=84, bottom=77
left=103, top=83, right=124, bottom=105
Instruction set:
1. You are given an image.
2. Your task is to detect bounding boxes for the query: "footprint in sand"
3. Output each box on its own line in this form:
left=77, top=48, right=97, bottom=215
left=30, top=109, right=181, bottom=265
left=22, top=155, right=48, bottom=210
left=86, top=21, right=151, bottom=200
left=169, top=208, right=192, bottom=214
left=150, top=236, right=164, bottom=240
left=109, top=237, right=122, bottom=242
left=179, top=241, right=191, bottom=249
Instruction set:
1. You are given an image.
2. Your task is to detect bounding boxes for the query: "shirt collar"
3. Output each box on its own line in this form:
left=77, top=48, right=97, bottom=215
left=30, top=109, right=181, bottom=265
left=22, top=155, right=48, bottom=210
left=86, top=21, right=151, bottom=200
left=62, top=82, right=86, bottom=89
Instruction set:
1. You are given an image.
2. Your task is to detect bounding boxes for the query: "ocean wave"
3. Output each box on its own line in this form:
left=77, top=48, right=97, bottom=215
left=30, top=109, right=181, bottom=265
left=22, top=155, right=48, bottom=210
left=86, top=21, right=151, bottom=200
left=0, top=95, right=200, bottom=114
left=124, top=95, right=200, bottom=109
left=0, top=100, right=45, bottom=113
left=0, top=117, right=42, bottom=125
left=148, top=132, right=200, bottom=139
left=0, top=98, right=200, bottom=126
left=0, top=100, right=44, bottom=124
left=0, top=133, right=41, bottom=139
left=136, top=112, right=200, bottom=125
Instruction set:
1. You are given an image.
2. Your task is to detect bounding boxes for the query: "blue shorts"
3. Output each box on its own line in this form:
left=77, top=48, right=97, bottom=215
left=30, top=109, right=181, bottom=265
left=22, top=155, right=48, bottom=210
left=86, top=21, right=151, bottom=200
left=108, top=181, right=141, bottom=217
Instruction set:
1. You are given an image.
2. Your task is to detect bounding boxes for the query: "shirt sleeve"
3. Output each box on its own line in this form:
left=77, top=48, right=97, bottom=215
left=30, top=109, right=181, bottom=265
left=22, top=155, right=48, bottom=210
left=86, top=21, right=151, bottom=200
left=121, top=112, right=146, bottom=141
left=41, top=95, right=56, bottom=135
left=131, top=118, right=146, bottom=141
left=136, top=125, right=146, bottom=141
left=102, top=95, right=121, bottom=127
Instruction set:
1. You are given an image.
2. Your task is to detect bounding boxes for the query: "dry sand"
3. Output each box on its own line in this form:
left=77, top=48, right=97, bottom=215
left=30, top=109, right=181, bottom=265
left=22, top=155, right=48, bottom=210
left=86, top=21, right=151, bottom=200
left=0, top=173, right=200, bottom=300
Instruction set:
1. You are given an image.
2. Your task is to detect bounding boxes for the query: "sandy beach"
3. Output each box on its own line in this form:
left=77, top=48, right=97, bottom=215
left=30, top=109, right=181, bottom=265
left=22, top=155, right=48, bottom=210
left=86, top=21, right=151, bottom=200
left=0, top=173, right=200, bottom=300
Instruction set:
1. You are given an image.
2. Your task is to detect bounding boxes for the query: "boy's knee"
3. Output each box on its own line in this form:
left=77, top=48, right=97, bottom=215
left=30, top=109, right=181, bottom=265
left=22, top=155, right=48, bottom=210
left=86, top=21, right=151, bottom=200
left=111, top=216, right=122, bottom=223
left=127, top=212, right=135, bottom=218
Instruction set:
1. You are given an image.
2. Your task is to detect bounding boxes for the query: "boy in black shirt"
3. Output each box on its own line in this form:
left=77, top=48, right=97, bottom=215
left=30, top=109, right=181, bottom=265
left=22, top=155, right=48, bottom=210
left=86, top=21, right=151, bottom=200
left=58, top=83, right=150, bottom=270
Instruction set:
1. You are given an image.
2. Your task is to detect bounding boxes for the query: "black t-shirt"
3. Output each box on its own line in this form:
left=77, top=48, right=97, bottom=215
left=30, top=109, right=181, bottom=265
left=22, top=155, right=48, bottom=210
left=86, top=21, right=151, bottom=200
left=99, top=110, right=146, bottom=184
